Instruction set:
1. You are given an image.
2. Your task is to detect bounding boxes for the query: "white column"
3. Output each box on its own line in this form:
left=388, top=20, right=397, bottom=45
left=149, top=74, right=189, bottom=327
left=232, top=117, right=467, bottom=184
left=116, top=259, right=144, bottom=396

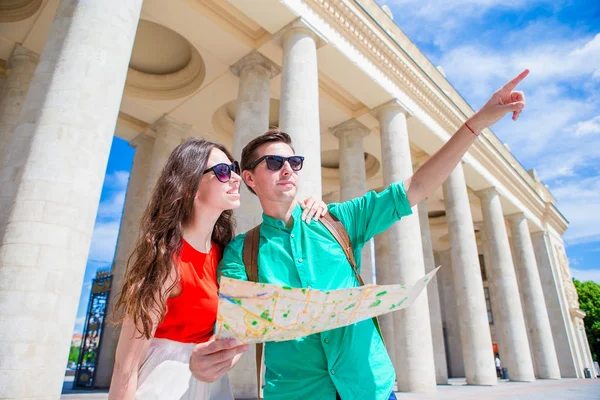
left=145, top=116, right=191, bottom=201
left=231, top=50, right=278, bottom=234
left=0, top=45, right=38, bottom=164
left=0, top=46, right=38, bottom=234
left=435, top=249, right=464, bottom=377
left=477, top=188, right=535, bottom=382
left=531, top=231, right=578, bottom=378
left=508, top=213, right=561, bottom=379
left=373, top=100, right=436, bottom=392
left=277, top=19, right=322, bottom=200
left=94, top=133, right=155, bottom=387
left=417, top=198, right=448, bottom=384
left=0, top=0, right=143, bottom=397
left=332, top=118, right=374, bottom=284
left=442, top=164, right=497, bottom=385
left=228, top=51, right=280, bottom=398
left=374, top=233, right=396, bottom=365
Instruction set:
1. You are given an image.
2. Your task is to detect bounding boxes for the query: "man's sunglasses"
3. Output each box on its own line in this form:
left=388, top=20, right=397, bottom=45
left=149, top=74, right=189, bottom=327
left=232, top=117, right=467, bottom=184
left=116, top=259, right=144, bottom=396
left=248, top=155, right=304, bottom=172
left=203, top=161, right=240, bottom=183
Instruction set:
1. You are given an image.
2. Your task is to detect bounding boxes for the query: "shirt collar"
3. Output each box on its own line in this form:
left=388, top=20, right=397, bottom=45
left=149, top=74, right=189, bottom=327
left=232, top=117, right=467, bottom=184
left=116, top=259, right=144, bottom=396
left=262, top=203, right=303, bottom=230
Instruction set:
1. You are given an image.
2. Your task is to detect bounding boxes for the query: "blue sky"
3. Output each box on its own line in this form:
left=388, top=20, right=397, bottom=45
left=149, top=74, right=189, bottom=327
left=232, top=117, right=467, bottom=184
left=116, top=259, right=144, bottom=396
left=71, top=0, right=600, bottom=334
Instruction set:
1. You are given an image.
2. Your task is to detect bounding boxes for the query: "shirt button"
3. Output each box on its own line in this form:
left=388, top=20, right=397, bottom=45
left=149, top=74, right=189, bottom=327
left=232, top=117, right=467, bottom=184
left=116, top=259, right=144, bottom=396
left=307, top=285, right=312, bottom=290
left=298, top=258, right=303, bottom=263
left=324, top=338, right=330, bottom=344
left=330, top=369, right=335, bottom=375
left=291, top=234, right=295, bottom=238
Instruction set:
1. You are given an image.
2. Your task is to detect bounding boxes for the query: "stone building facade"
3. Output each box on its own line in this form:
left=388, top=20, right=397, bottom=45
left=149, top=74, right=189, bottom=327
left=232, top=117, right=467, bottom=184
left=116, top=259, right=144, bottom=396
left=0, top=0, right=595, bottom=398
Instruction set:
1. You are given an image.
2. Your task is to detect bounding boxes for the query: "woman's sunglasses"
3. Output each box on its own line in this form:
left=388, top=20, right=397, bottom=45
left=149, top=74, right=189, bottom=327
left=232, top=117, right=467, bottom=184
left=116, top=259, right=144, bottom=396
left=203, top=161, right=240, bottom=183
left=248, top=155, right=304, bottom=172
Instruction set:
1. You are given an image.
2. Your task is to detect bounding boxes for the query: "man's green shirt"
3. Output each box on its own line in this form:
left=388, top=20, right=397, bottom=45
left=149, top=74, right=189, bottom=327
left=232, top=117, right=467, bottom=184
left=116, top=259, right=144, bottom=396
left=218, top=182, right=413, bottom=400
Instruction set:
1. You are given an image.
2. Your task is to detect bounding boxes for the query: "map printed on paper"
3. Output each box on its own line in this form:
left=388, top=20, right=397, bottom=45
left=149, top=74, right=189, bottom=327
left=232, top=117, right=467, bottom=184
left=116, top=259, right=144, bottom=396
left=215, top=266, right=440, bottom=344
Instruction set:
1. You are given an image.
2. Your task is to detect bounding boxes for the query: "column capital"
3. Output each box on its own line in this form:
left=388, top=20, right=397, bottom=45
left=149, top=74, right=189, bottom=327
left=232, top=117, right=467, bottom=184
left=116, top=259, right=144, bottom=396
left=506, top=212, right=527, bottom=224
left=272, top=18, right=327, bottom=49
left=130, top=132, right=154, bottom=148
left=370, top=99, right=409, bottom=120
left=475, top=186, right=499, bottom=199
left=230, top=50, right=280, bottom=79
left=149, top=115, right=191, bottom=139
left=7, top=44, right=39, bottom=69
left=530, top=229, right=547, bottom=239
left=330, top=118, right=370, bottom=139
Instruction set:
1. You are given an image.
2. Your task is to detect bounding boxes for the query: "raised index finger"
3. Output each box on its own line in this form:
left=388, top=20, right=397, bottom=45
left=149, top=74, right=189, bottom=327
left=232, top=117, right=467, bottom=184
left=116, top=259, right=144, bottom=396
left=502, top=69, right=529, bottom=91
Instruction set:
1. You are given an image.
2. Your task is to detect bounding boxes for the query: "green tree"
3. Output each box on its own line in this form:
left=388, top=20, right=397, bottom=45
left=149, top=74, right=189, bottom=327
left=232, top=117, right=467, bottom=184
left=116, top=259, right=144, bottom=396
left=573, top=279, right=600, bottom=362
left=68, top=346, right=80, bottom=364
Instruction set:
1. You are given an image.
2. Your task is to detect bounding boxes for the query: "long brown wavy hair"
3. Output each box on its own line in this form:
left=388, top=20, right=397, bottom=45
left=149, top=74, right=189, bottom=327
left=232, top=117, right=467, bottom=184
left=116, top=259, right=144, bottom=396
left=114, top=137, right=236, bottom=339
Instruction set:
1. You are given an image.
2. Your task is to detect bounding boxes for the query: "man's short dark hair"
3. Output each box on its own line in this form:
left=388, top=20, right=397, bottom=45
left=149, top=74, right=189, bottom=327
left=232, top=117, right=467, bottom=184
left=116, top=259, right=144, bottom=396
left=241, top=129, right=295, bottom=195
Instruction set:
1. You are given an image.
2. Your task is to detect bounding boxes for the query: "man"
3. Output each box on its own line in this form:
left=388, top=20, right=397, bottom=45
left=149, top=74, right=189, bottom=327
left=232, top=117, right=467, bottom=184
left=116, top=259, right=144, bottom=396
left=197, top=69, right=529, bottom=399
left=495, top=355, right=503, bottom=378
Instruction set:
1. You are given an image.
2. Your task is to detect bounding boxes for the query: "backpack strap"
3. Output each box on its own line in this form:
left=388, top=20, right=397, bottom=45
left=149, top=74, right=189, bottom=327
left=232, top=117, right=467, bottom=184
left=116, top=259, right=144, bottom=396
left=243, top=224, right=262, bottom=400
left=242, top=215, right=384, bottom=400
left=320, top=213, right=385, bottom=342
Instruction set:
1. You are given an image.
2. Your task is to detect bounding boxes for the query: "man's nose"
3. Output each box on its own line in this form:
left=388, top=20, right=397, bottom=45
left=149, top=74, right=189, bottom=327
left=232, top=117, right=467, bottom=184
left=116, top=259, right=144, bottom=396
left=280, top=160, right=293, bottom=176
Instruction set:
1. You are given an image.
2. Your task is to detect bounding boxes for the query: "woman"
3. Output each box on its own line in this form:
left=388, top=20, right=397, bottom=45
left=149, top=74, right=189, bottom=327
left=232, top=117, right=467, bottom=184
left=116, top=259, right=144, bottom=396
left=108, top=138, right=326, bottom=400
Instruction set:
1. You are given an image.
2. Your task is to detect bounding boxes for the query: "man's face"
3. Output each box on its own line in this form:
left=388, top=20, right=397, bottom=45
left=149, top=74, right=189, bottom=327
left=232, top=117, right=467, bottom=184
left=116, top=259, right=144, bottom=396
left=243, top=142, right=300, bottom=203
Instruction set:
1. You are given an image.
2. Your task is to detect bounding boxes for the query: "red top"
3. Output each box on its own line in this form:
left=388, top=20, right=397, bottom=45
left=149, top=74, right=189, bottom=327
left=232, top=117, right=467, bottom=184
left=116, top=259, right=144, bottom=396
left=154, top=240, right=221, bottom=343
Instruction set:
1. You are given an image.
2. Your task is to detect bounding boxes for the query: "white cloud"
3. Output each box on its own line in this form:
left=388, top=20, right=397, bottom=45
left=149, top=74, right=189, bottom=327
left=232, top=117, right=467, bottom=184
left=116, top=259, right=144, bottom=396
left=380, top=0, right=547, bottom=24
left=550, top=176, right=600, bottom=245
left=96, top=171, right=129, bottom=220
left=437, top=33, right=600, bottom=102
left=379, top=0, right=564, bottom=50
left=378, top=0, right=600, bottom=246
left=570, top=267, right=600, bottom=284
left=87, top=220, right=120, bottom=264
left=97, top=189, right=127, bottom=220
left=574, top=115, right=600, bottom=136
left=72, top=316, right=86, bottom=334
left=104, top=171, right=130, bottom=189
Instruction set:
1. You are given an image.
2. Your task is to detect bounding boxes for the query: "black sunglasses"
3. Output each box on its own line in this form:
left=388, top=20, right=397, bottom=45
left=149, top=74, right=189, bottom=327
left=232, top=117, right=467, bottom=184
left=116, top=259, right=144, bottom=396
left=248, top=155, right=304, bottom=172
left=203, top=161, right=240, bottom=183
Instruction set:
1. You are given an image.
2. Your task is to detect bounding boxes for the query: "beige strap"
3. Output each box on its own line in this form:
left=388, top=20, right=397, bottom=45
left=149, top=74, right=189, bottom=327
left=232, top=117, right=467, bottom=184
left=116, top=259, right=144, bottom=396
left=320, top=213, right=385, bottom=342
left=242, top=215, right=385, bottom=399
left=243, top=225, right=262, bottom=399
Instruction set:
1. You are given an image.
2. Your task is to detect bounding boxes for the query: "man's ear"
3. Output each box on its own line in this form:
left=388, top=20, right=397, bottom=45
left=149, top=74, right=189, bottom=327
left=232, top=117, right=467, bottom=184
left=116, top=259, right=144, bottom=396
left=242, top=170, right=256, bottom=191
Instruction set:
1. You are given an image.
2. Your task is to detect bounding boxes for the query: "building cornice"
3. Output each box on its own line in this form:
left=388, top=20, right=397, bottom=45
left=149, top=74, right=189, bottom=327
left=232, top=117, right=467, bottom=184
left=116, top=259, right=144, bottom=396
left=292, top=0, right=565, bottom=234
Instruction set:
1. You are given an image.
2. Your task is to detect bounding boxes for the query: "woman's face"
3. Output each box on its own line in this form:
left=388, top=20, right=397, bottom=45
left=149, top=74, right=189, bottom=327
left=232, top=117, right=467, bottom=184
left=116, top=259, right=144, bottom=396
left=196, top=148, right=241, bottom=211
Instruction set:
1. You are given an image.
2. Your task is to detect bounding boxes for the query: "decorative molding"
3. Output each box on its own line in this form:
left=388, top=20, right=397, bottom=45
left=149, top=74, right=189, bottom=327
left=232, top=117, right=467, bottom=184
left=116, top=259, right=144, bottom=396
left=308, top=0, right=462, bottom=131
left=0, top=0, right=42, bottom=23
left=125, top=44, right=205, bottom=100
left=319, top=74, right=367, bottom=116
left=190, top=0, right=270, bottom=48
left=554, top=244, right=580, bottom=310
left=118, top=112, right=149, bottom=134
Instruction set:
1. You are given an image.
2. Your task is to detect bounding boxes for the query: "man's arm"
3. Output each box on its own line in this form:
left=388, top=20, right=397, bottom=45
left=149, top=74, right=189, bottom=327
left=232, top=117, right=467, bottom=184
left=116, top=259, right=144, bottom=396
left=217, top=234, right=248, bottom=282
left=328, top=181, right=412, bottom=247
left=405, top=69, right=529, bottom=207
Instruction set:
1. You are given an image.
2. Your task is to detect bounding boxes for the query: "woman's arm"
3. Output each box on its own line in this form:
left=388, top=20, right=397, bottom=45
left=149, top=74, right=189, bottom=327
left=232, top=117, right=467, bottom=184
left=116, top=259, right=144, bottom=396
left=108, top=263, right=178, bottom=400
left=107, top=317, right=153, bottom=400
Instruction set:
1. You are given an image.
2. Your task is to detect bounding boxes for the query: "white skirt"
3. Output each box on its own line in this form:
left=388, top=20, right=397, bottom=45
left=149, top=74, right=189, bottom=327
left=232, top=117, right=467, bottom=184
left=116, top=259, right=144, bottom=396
left=136, top=338, right=234, bottom=400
